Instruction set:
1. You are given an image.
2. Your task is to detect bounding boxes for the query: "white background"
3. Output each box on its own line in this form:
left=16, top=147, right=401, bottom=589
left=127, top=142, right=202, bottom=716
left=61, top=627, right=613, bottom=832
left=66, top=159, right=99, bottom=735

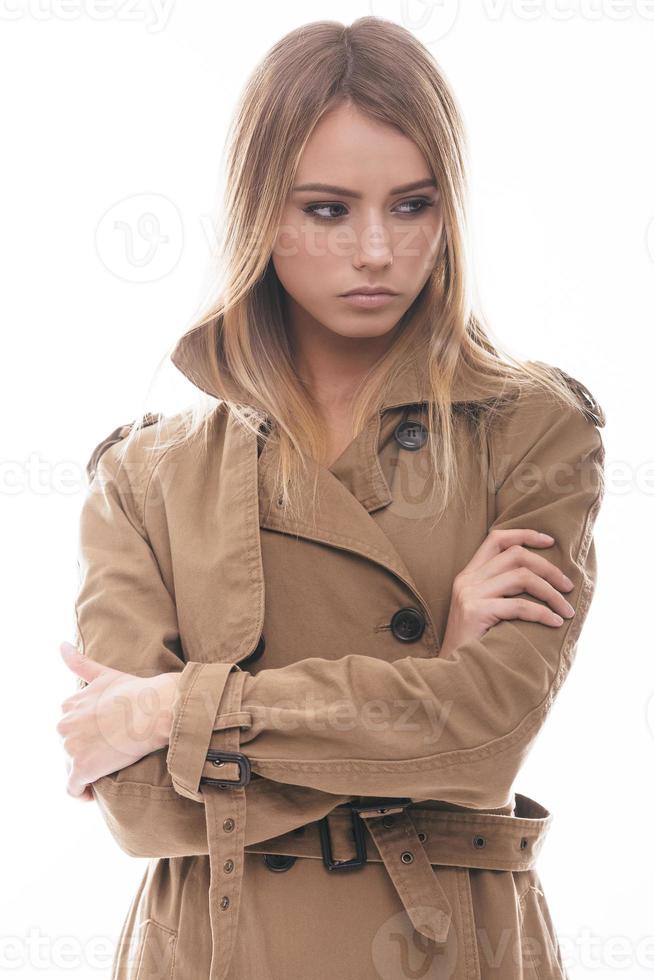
left=1, top=2, right=652, bottom=978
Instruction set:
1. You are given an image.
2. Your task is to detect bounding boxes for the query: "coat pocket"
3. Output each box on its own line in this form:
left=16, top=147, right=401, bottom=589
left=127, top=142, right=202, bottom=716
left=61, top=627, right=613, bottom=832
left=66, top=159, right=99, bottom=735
left=130, top=918, right=177, bottom=980
left=518, top=884, right=567, bottom=980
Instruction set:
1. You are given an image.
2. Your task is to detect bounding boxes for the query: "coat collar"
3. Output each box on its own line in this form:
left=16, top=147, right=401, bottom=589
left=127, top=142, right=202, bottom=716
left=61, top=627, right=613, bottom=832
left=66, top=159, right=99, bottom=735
left=169, top=321, right=508, bottom=412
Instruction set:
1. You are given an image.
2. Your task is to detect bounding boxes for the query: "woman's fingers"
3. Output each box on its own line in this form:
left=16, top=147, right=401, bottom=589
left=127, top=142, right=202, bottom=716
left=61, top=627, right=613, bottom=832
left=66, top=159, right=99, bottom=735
left=456, top=551, right=575, bottom=621
left=485, top=596, right=570, bottom=628
left=469, top=545, right=574, bottom=597
left=483, top=567, right=576, bottom=621
left=440, top=526, right=577, bottom=658
left=463, top=528, right=556, bottom=573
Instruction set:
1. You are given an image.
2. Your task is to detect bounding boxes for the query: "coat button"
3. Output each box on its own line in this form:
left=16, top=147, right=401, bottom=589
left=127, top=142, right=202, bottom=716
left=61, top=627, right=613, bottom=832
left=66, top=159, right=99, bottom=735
left=394, top=419, right=428, bottom=450
left=390, top=607, right=426, bottom=642
left=263, top=854, right=297, bottom=872
left=239, top=634, right=265, bottom=668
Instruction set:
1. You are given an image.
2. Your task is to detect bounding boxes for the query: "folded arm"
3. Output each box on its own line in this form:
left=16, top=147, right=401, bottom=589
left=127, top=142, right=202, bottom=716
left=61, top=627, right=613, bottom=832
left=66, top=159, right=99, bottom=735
left=73, top=441, right=346, bottom=857
left=74, top=387, right=605, bottom=857
left=172, top=390, right=605, bottom=808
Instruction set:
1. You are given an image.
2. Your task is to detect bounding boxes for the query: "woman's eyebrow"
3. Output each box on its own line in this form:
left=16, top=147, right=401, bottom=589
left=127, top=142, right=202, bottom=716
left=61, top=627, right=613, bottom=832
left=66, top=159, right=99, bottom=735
left=291, top=178, right=437, bottom=198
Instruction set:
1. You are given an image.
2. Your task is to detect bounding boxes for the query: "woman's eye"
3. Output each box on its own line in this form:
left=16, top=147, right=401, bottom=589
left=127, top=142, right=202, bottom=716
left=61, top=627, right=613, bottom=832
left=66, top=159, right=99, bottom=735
left=395, top=197, right=434, bottom=215
left=302, top=198, right=434, bottom=222
left=303, top=203, right=348, bottom=221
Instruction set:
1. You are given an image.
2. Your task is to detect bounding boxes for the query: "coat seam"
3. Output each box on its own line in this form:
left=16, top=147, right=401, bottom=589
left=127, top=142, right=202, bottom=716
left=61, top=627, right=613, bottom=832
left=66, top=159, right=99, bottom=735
left=94, top=779, right=192, bottom=798
left=518, top=884, right=561, bottom=980
left=456, top=867, right=481, bottom=979
left=141, top=439, right=186, bottom=534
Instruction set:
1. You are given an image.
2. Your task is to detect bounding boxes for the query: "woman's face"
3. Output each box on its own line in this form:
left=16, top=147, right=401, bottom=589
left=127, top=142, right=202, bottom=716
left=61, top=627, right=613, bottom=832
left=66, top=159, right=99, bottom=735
left=272, top=101, right=444, bottom=346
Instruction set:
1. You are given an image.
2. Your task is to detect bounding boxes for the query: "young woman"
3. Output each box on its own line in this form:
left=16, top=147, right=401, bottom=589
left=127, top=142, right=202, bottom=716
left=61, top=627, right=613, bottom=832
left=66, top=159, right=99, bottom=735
left=58, top=16, right=605, bottom=980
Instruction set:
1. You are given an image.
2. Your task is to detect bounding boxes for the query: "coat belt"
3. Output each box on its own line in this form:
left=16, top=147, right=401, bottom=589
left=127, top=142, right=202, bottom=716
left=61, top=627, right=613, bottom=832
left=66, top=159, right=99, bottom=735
left=201, top=772, right=552, bottom=979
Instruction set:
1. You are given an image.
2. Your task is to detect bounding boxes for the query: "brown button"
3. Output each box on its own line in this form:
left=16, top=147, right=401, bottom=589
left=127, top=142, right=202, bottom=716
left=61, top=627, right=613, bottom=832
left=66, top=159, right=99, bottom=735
left=400, top=851, right=414, bottom=864
left=223, top=818, right=235, bottom=832
left=381, top=815, right=395, bottom=829
left=220, top=896, right=230, bottom=910
left=223, top=859, right=234, bottom=873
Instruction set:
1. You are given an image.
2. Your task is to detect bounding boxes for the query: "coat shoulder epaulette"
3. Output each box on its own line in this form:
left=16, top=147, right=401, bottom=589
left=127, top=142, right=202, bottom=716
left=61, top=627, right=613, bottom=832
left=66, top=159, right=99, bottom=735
left=552, top=368, right=606, bottom=428
left=86, top=411, right=162, bottom=484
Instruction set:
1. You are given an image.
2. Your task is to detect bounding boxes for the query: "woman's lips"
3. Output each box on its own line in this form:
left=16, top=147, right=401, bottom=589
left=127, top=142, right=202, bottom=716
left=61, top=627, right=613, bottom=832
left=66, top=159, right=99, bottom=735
left=338, top=292, right=397, bottom=309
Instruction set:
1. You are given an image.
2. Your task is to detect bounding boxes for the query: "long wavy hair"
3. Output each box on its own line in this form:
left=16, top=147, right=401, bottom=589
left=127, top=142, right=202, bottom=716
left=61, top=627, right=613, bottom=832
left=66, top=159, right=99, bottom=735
left=116, top=16, right=601, bottom=531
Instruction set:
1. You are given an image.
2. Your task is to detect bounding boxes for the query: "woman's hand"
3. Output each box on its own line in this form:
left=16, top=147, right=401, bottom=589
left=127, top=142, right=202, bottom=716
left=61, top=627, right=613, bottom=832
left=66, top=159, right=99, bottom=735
left=439, top=529, right=576, bottom=659
left=56, top=641, right=180, bottom=801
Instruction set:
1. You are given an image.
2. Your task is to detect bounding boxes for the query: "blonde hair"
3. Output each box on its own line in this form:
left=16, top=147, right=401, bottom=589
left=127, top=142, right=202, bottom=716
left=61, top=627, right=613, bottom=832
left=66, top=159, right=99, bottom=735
left=118, top=16, right=602, bottom=531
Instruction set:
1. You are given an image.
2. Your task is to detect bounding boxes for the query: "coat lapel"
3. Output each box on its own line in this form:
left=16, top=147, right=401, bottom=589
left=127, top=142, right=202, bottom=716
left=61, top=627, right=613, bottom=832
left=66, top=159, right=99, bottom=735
left=256, top=407, right=421, bottom=595
left=207, top=400, right=436, bottom=670
left=252, top=354, right=505, bottom=605
left=170, top=326, right=516, bottom=666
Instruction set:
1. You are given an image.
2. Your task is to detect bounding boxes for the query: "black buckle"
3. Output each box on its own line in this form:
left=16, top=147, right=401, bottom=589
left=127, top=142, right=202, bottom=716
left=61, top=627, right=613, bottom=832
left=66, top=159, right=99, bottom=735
left=318, top=798, right=412, bottom=871
left=200, top=750, right=251, bottom=788
left=319, top=805, right=367, bottom=871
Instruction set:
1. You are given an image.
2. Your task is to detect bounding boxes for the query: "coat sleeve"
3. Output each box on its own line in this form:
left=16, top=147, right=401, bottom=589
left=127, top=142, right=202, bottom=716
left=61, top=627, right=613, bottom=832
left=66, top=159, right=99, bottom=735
left=73, top=436, right=232, bottom=857
left=74, top=426, right=350, bottom=858
left=172, top=386, right=606, bottom=810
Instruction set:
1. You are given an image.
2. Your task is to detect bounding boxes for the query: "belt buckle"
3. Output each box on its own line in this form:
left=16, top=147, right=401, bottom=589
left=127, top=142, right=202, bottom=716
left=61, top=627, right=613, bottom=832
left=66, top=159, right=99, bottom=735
left=319, top=805, right=367, bottom=871
left=318, top=798, right=413, bottom=871
left=200, top=749, right=251, bottom=788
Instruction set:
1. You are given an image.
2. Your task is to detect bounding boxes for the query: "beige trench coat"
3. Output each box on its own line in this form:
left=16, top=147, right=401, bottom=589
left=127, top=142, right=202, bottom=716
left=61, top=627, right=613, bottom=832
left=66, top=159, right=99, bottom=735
left=73, top=331, right=606, bottom=980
